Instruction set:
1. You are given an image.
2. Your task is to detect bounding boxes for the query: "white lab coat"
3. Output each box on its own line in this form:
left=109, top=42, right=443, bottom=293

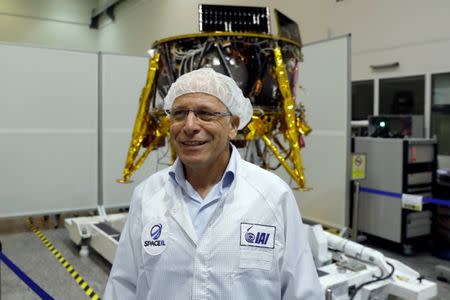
left=104, top=154, right=323, bottom=300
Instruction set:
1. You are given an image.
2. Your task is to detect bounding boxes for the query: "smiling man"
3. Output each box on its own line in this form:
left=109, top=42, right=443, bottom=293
left=169, top=92, right=239, bottom=199
left=104, top=68, right=323, bottom=300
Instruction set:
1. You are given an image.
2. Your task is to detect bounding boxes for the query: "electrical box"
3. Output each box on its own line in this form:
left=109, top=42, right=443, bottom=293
left=353, top=137, right=437, bottom=253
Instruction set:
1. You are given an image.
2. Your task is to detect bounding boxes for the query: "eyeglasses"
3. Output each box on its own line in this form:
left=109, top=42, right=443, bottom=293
left=166, top=109, right=232, bottom=122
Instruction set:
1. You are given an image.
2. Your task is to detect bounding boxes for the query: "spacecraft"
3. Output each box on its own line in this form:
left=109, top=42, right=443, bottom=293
left=118, top=5, right=312, bottom=189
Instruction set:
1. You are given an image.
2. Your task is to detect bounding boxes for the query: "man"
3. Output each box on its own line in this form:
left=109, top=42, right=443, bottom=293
left=104, top=68, right=323, bottom=299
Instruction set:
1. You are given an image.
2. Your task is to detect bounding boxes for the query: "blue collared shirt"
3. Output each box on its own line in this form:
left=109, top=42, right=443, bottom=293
left=169, top=145, right=237, bottom=239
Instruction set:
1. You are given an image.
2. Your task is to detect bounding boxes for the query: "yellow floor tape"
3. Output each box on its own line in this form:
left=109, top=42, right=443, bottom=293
left=26, top=218, right=101, bottom=300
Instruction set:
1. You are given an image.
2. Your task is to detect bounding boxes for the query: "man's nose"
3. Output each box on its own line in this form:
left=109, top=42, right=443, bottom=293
left=183, top=111, right=200, bottom=130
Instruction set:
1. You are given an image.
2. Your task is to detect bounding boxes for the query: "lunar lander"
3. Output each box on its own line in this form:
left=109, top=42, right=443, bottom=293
left=117, top=6, right=312, bottom=189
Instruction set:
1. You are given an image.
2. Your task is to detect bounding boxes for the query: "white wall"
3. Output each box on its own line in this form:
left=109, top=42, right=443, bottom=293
left=0, top=44, right=99, bottom=217
left=0, top=0, right=98, bottom=51
left=293, top=36, right=351, bottom=228
left=331, top=1, right=450, bottom=51
left=328, top=0, right=450, bottom=80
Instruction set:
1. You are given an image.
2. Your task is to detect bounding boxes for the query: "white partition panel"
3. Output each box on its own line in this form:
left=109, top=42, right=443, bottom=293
left=101, top=53, right=163, bottom=208
left=289, top=36, right=350, bottom=228
left=0, top=44, right=98, bottom=217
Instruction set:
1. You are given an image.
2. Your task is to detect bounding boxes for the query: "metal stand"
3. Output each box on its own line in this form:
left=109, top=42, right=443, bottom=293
left=97, top=205, right=107, bottom=217
left=352, top=181, right=360, bottom=241
left=325, top=288, right=332, bottom=300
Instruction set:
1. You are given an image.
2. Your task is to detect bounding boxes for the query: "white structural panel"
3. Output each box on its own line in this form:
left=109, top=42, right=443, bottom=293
left=101, top=53, right=166, bottom=208
left=278, top=36, right=351, bottom=228
left=0, top=43, right=98, bottom=217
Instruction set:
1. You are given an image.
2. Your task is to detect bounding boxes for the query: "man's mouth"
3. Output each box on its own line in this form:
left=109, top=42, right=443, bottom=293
left=181, top=141, right=207, bottom=146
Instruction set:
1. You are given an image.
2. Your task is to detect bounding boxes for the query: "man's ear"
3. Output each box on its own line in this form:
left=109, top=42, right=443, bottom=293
left=228, top=116, right=240, bottom=139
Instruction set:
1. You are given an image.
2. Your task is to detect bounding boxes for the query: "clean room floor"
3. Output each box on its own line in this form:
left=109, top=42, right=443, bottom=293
left=0, top=216, right=110, bottom=299
left=1, top=216, right=450, bottom=299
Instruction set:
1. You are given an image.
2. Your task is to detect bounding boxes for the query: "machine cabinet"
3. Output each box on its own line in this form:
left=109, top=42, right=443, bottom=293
left=353, top=137, right=437, bottom=253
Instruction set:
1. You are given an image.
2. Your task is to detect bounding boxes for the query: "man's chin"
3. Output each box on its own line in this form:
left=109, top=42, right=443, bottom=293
left=178, top=155, right=205, bottom=167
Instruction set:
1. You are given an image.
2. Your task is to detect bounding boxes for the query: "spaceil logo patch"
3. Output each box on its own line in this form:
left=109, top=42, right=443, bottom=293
left=142, top=220, right=168, bottom=255
left=150, top=224, right=162, bottom=240
left=240, top=223, right=275, bottom=249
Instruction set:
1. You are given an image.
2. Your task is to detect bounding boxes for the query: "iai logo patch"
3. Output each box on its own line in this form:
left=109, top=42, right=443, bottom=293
left=240, top=223, right=275, bottom=249
left=141, top=220, right=168, bottom=255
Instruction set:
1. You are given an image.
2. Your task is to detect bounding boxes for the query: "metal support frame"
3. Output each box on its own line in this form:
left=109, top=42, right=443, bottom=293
left=352, top=181, right=360, bottom=241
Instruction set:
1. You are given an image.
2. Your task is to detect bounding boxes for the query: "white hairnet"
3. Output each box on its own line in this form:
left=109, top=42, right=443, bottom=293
left=163, top=68, right=253, bottom=130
